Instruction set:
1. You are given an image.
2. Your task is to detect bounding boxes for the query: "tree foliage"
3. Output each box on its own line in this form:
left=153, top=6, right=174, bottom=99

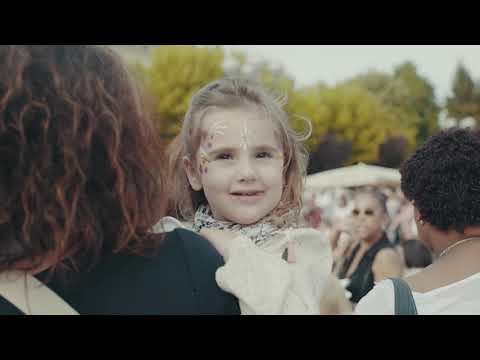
left=446, top=63, right=480, bottom=127
left=137, top=46, right=225, bottom=139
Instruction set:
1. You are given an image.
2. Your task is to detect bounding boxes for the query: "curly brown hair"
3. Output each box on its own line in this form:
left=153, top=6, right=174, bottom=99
left=0, top=45, right=166, bottom=278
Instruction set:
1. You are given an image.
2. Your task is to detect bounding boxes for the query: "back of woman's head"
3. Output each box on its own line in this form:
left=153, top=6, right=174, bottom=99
left=0, top=45, right=165, bottom=277
left=400, top=128, right=480, bottom=233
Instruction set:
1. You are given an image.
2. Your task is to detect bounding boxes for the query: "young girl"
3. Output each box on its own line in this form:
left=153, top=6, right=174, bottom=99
left=158, top=77, right=332, bottom=315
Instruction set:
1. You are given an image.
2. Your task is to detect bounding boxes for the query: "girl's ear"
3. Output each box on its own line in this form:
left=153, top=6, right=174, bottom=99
left=183, top=156, right=203, bottom=191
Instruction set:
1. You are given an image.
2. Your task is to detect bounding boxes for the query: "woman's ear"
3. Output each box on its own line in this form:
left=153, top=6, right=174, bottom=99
left=183, top=156, right=202, bottom=191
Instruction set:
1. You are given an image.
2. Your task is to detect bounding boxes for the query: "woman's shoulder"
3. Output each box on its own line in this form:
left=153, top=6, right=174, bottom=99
left=53, top=228, right=237, bottom=315
left=354, top=279, right=395, bottom=315
left=373, top=247, right=402, bottom=266
left=97, top=228, right=223, bottom=280
left=160, top=228, right=224, bottom=267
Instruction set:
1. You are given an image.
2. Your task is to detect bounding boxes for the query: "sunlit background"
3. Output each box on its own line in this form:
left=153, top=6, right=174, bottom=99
left=109, top=45, right=480, bottom=172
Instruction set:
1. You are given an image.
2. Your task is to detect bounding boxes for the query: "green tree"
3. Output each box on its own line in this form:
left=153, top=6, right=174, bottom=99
left=286, top=82, right=330, bottom=150
left=446, top=63, right=480, bottom=126
left=346, top=71, right=420, bottom=141
left=347, top=63, right=440, bottom=145
left=307, top=131, right=353, bottom=174
left=134, top=45, right=225, bottom=140
left=393, top=62, right=440, bottom=142
left=288, top=83, right=416, bottom=164
left=377, top=136, right=409, bottom=168
left=225, top=49, right=296, bottom=101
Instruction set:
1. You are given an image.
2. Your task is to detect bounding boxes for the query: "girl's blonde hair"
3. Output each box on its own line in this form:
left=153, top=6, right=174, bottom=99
left=168, top=77, right=310, bottom=226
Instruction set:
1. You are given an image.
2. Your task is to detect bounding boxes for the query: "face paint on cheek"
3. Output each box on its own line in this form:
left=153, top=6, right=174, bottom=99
left=194, top=119, right=226, bottom=178
left=199, top=147, right=211, bottom=176
left=203, top=119, right=227, bottom=150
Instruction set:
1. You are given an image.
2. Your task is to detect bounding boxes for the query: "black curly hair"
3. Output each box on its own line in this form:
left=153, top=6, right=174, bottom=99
left=400, top=128, right=480, bottom=233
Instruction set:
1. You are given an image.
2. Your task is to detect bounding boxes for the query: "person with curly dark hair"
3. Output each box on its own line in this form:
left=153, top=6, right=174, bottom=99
left=356, top=128, right=480, bottom=315
left=0, top=45, right=240, bottom=315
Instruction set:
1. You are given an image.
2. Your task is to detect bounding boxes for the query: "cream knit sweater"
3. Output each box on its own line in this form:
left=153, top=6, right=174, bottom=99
left=155, top=217, right=332, bottom=315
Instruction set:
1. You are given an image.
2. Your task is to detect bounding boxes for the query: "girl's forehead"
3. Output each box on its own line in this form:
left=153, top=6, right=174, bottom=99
left=198, top=107, right=283, bottom=146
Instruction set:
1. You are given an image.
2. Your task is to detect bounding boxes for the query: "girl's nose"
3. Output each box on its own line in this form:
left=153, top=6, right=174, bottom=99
left=237, top=157, right=257, bottom=183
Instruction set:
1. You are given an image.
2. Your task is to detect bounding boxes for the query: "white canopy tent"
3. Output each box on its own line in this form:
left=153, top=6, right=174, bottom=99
left=305, top=163, right=401, bottom=192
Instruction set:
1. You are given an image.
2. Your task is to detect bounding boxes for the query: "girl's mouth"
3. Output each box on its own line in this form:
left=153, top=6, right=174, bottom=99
left=231, top=191, right=264, bottom=196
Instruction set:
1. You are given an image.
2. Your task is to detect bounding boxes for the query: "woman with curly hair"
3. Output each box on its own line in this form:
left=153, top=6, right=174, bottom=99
left=0, top=45, right=239, bottom=315
left=356, top=128, right=480, bottom=315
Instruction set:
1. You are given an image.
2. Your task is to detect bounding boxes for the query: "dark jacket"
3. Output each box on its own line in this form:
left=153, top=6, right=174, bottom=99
left=0, top=229, right=240, bottom=315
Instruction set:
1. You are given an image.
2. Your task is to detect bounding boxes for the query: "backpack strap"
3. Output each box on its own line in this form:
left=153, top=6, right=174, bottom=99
left=390, top=277, right=418, bottom=315
left=0, top=271, right=79, bottom=315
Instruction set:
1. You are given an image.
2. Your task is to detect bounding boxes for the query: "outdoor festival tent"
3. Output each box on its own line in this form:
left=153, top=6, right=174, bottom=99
left=305, top=163, right=401, bottom=191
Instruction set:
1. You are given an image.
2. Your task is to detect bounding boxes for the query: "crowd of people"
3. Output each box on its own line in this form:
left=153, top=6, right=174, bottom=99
left=301, top=186, right=433, bottom=311
left=0, top=45, right=479, bottom=315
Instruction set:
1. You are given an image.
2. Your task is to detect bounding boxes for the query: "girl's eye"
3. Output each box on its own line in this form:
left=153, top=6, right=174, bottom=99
left=256, top=152, right=272, bottom=159
left=216, top=153, right=233, bottom=160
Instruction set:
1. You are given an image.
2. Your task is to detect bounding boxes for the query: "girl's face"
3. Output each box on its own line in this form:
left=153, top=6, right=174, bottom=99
left=350, top=194, right=386, bottom=242
left=185, top=107, right=285, bottom=225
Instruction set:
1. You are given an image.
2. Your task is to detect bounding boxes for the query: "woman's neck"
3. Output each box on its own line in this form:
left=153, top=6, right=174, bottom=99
left=407, top=237, right=480, bottom=293
left=361, top=231, right=384, bottom=249
left=429, top=227, right=480, bottom=256
left=436, top=236, right=480, bottom=261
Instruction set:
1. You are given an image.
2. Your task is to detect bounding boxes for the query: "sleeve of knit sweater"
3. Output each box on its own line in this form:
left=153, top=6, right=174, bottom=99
left=215, top=229, right=333, bottom=315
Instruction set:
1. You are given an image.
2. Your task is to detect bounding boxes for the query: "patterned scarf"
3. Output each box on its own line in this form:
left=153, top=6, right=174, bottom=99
left=192, top=204, right=283, bottom=246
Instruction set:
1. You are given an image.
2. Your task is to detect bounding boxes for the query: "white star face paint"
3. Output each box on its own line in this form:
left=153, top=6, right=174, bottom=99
left=240, top=119, right=249, bottom=150
left=193, top=107, right=285, bottom=225
left=211, top=120, right=227, bottom=137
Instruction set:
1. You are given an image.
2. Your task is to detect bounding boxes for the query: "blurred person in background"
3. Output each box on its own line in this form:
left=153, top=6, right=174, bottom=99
left=332, top=189, right=403, bottom=305
left=388, top=195, right=418, bottom=245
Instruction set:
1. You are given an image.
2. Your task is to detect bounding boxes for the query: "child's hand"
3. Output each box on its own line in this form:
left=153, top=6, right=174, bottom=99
left=199, top=228, right=240, bottom=260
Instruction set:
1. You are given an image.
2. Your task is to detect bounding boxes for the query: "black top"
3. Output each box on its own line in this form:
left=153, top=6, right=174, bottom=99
left=339, top=234, right=392, bottom=304
left=0, top=229, right=240, bottom=315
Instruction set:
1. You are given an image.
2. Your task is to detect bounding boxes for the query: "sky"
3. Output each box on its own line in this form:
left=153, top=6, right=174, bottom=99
left=221, top=45, right=480, bottom=104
